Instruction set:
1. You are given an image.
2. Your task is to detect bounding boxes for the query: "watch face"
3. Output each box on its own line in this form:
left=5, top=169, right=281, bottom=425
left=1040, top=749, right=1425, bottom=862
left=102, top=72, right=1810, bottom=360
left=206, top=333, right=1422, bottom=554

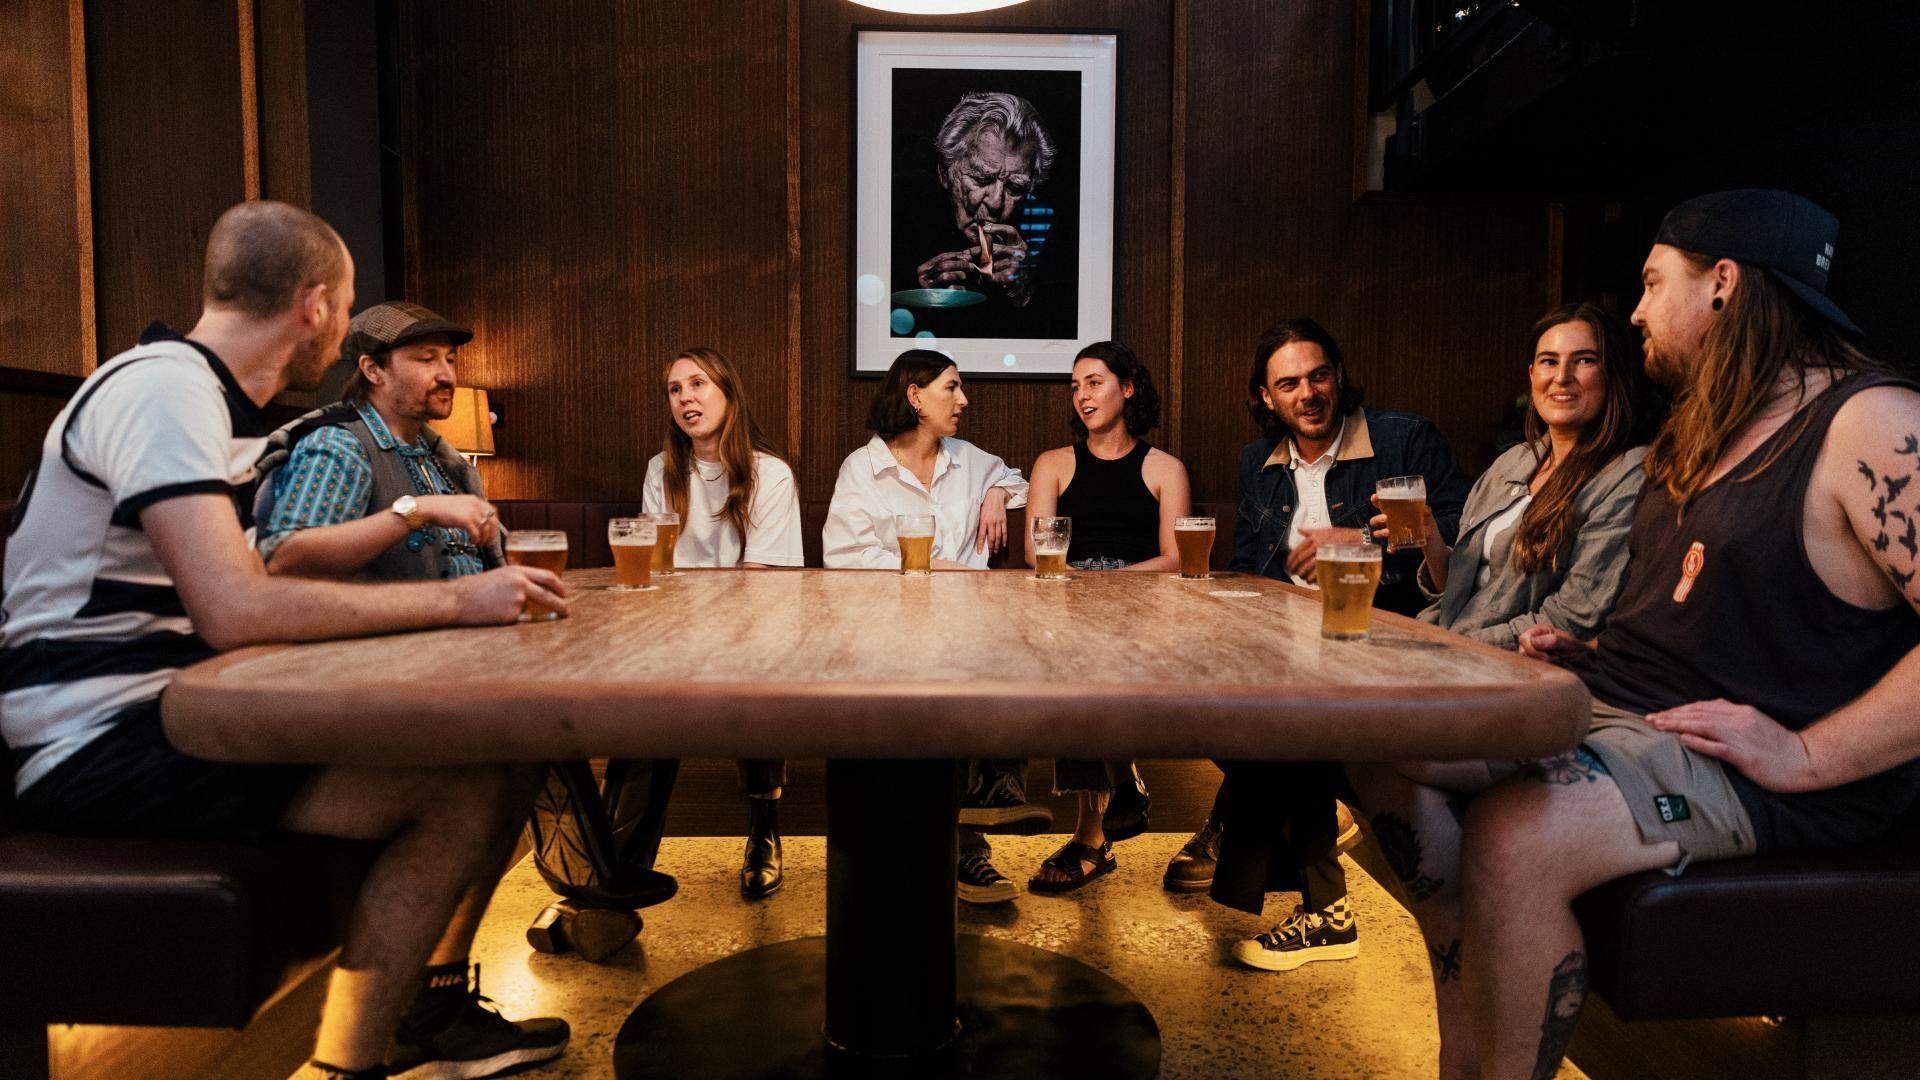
left=395, top=495, right=418, bottom=513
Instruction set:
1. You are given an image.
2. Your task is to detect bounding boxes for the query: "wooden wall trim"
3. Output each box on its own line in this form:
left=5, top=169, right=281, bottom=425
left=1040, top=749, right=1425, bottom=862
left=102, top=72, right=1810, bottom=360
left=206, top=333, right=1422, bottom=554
left=1167, top=0, right=1187, bottom=457
left=784, top=0, right=803, bottom=466
left=69, top=0, right=96, bottom=374
left=237, top=0, right=260, bottom=199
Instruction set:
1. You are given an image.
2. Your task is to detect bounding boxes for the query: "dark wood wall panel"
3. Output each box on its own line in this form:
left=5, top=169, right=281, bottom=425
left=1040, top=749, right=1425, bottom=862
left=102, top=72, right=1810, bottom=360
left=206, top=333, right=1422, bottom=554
left=84, top=0, right=253, bottom=359
left=797, top=0, right=1175, bottom=499
left=0, top=0, right=93, bottom=378
left=399, top=0, right=790, bottom=501
left=1181, top=1, right=1553, bottom=504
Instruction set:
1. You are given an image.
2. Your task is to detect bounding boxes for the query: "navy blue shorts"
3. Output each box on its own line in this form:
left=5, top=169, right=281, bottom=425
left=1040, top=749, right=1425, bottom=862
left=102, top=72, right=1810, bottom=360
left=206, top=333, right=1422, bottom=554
left=13, top=697, right=313, bottom=845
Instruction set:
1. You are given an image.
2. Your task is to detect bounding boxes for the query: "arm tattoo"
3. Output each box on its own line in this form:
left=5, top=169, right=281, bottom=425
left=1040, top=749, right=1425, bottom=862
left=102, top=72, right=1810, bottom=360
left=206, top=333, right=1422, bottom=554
left=1370, top=811, right=1445, bottom=901
left=1858, top=460, right=1878, bottom=489
left=1899, top=435, right=1919, bottom=456
left=1513, top=746, right=1607, bottom=786
left=1529, top=951, right=1590, bottom=1080
left=1429, top=938, right=1462, bottom=983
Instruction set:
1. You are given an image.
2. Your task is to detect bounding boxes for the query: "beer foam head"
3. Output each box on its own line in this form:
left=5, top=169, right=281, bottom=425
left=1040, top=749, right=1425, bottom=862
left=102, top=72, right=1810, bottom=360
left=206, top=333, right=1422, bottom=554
left=506, top=532, right=568, bottom=551
left=1175, top=516, right=1215, bottom=531
left=1034, top=540, right=1069, bottom=555
left=1376, top=475, right=1426, bottom=498
left=1320, top=542, right=1380, bottom=561
left=610, top=533, right=656, bottom=546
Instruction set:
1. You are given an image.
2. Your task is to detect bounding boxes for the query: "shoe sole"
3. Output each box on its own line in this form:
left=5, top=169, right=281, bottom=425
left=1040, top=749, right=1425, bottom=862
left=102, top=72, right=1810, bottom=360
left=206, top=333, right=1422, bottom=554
left=958, top=881, right=1019, bottom=904
left=1336, top=821, right=1362, bottom=854
left=1028, top=860, right=1116, bottom=895
left=1162, top=874, right=1212, bottom=893
left=957, top=806, right=1055, bottom=833
left=741, top=877, right=784, bottom=901
left=390, top=1037, right=570, bottom=1080
left=1230, top=939, right=1360, bottom=972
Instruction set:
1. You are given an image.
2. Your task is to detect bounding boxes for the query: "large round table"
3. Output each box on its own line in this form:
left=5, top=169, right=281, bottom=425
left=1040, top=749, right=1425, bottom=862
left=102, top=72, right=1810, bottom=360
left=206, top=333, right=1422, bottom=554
left=164, top=568, right=1589, bottom=1078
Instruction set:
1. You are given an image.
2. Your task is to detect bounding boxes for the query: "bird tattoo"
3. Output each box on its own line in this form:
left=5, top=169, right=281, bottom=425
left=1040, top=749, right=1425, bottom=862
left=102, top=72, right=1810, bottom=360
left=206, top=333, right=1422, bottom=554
left=1898, top=435, right=1919, bottom=456
left=1886, top=473, right=1911, bottom=501
left=1859, top=460, right=1879, bottom=489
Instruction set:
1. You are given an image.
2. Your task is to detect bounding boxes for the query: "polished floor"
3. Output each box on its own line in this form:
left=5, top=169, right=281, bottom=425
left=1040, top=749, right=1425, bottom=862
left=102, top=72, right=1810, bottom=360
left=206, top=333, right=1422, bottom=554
left=467, top=832, right=1585, bottom=1079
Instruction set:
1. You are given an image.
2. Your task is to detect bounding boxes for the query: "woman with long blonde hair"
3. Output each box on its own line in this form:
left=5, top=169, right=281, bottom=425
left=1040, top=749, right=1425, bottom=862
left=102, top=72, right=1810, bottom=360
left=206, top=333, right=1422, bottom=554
left=642, top=347, right=803, bottom=900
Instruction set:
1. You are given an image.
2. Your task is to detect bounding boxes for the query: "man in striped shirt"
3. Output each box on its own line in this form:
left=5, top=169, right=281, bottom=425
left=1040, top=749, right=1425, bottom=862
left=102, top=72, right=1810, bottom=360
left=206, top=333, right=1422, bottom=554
left=2, top=201, right=570, bottom=1080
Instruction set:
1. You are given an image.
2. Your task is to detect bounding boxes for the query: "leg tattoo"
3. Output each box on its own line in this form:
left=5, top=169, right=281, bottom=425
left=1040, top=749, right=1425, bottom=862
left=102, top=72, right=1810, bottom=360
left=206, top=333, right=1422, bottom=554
left=1370, top=811, right=1445, bottom=901
left=1429, top=937, right=1462, bottom=983
left=1513, top=746, right=1608, bottom=786
left=1529, top=951, right=1589, bottom=1080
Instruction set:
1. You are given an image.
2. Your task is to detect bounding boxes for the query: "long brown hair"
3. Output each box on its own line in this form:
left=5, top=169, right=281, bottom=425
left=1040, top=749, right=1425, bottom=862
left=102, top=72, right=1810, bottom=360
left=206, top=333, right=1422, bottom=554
left=1647, top=255, right=1884, bottom=510
left=661, top=348, right=783, bottom=555
left=1510, top=303, right=1647, bottom=574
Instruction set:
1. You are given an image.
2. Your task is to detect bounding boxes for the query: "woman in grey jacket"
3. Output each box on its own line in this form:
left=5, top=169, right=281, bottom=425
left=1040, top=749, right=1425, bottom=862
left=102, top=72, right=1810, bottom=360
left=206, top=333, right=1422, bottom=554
left=1370, top=302, right=1652, bottom=650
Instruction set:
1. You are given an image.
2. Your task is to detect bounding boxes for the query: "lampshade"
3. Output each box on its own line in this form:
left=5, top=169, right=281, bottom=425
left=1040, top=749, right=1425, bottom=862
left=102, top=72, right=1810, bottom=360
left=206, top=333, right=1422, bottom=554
left=430, top=387, right=495, bottom=456
left=848, top=1, right=1029, bottom=13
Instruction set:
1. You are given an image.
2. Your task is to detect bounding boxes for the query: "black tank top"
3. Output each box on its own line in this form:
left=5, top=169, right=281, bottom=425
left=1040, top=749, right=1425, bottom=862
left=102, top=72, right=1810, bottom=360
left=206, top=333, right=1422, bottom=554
left=1581, top=372, right=1920, bottom=848
left=1057, top=440, right=1161, bottom=564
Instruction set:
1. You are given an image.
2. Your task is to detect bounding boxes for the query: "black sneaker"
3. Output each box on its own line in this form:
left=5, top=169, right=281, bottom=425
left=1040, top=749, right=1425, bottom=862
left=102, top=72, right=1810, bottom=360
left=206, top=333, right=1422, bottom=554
left=957, top=853, right=1019, bottom=904
left=1231, top=901, right=1360, bottom=972
left=958, top=770, right=1053, bottom=833
left=389, top=964, right=570, bottom=1079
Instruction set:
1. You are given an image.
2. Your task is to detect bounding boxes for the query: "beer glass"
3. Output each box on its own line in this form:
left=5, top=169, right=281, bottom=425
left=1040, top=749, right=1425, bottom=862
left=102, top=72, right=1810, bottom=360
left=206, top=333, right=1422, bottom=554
left=896, top=513, right=935, bottom=576
left=1031, top=516, right=1071, bottom=580
left=1376, top=475, right=1428, bottom=552
left=504, top=529, right=569, bottom=622
left=647, top=511, right=681, bottom=576
left=608, top=517, right=658, bottom=592
left=1315, top=541, right=1382, bottom=640
left=1174, top=516, right=1215, bottom=579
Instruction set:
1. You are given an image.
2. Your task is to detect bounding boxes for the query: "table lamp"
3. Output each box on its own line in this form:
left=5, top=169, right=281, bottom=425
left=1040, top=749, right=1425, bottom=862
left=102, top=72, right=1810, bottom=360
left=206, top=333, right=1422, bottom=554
left=430, top=387, right=495, bottom=464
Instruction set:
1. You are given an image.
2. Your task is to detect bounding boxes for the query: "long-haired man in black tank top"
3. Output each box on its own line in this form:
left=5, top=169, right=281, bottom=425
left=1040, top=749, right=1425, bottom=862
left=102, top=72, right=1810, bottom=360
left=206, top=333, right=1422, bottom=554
left=1346, top=190, right=1920, bottom=1080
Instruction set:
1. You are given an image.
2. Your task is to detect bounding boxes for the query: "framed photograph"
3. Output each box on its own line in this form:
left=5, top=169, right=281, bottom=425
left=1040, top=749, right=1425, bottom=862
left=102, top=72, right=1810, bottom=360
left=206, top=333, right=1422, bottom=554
left=853, top=30, right=1118, bottom=378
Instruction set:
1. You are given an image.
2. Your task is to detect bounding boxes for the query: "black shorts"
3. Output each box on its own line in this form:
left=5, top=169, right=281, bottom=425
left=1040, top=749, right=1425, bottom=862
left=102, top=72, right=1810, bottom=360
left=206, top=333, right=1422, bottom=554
left=13, top=697, right=313, bottom=845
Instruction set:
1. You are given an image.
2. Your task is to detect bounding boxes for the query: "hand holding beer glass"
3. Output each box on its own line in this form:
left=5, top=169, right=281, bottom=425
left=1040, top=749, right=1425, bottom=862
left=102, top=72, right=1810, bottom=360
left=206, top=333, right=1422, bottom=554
left=1315, top=540, right=1382, bottom=639
left=1374, top=476, right=1429, bottom=552
left=504, top=529, right=569, bottom=621
left=896, top=514, right=935, bottom=576
left=1174, top=517, right=1215, bottom=579
left=647, top=511, right=681, bottom=576
left=608, top=517, right=658, bottom=592
left=1031, top=516, right=1071, bottom=580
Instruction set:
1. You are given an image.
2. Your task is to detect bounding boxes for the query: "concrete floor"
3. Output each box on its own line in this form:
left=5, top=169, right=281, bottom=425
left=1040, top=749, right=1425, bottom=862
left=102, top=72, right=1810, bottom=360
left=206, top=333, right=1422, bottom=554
left=466, top=832, right=1585, bottom=1079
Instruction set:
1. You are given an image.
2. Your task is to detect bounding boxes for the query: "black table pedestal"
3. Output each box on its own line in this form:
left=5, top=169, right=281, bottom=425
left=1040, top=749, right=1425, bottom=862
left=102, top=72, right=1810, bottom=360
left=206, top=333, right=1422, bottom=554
left=612, top=759, right=1160, bottom=1078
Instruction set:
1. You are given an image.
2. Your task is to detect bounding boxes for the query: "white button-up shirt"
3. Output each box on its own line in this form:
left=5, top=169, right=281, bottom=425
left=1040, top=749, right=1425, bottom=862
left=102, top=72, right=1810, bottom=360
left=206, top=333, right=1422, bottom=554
left=823, top=435, right=1029, bottom=569
left=1284, top=416, right=1347, bottom=588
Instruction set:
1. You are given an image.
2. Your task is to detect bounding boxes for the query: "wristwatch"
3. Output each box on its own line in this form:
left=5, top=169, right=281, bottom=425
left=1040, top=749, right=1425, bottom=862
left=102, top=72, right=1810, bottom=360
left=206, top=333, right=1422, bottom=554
left=391, top=494, right=426, bottom=531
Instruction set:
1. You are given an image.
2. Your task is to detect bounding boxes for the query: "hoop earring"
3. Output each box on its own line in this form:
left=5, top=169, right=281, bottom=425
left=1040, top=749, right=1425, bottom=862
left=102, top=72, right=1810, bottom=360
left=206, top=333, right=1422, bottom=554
left=1712, top=297, right=1724, bottom=311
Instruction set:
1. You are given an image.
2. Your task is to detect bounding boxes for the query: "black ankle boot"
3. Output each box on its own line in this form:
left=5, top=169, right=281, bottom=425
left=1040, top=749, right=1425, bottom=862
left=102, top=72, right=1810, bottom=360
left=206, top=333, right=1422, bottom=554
left=741, top=797, right=783, bottom=899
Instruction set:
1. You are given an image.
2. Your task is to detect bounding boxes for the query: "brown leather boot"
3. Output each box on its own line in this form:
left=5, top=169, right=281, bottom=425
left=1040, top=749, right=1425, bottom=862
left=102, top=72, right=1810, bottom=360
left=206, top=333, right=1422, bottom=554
left=1162, top=814, right=1222, bottom=893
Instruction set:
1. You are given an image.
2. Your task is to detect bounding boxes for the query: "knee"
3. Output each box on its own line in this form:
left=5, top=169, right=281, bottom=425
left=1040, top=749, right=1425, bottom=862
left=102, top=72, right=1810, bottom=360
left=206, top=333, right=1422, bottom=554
left=1460, top=787, right=1563, bottom=899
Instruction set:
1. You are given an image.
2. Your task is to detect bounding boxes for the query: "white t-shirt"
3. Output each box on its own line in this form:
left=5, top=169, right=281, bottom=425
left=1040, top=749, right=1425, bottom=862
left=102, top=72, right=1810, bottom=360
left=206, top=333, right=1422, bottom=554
left=822, top=435, right=1028, bottom=569
left=641, top=451, right=803, bottom=567
left=2, top=335, right=272, bottom=793
left=1284, top=417, right=1347, bottom=588
left=1475, top=493, right=1532, bottom=590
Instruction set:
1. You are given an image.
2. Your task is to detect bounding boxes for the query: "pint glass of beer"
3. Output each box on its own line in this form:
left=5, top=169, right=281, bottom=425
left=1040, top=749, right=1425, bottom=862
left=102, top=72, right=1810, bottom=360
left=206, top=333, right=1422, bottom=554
left=646, top=511, right=681, bottom=576
left=1175, top=517, right=1215, bottom=579
left=504, top=529, right=569, bottom=621
left=608, top=517, right=658, bottom=592
left=896, top=514, right=935, bottom=575
left=1375, top=476, right=1428, bottom=552
left=1031, top=516, right=1071, bottom=580
left=1315, top=541, right=1382, bottom=640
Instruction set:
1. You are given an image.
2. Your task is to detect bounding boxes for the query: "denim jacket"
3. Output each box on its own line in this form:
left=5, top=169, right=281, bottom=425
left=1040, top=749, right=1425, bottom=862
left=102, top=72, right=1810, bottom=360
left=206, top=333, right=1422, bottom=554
left=1230, top=407, right=1471, bottom=616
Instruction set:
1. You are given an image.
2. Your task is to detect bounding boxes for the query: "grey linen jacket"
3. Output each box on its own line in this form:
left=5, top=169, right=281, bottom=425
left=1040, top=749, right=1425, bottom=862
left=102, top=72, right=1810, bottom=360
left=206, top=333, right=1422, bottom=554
left=1417, top=442, right=1648, bottom=650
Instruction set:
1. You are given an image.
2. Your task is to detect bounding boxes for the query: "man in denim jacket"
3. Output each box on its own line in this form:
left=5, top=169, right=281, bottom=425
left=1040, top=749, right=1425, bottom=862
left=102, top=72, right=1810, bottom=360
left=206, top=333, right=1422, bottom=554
left=1169, top=316, right=1472, bottom=974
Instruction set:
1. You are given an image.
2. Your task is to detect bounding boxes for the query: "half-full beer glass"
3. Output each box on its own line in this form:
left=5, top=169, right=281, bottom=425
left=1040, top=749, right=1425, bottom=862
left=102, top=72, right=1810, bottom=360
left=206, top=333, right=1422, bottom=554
left=896, top=514, right=935, bottom=575
left=647, top=511, right=681, bottom=576
left=1031, top=516, right=1071, bottom=580
left=1175, top=517, right=1215, bottom=579
left=608, top=517, right=658, bottom=592
left=1376, top=476, right=1428, bottom=552
left=505, top=529, right=569, bottom=621
left=1316, top=541, right=1382, bottom=639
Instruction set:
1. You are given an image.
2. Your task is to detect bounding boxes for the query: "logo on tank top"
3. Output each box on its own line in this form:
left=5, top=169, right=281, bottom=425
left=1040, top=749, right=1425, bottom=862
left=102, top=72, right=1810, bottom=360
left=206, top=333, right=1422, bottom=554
left=1671, top=541, right=1706, bottom=603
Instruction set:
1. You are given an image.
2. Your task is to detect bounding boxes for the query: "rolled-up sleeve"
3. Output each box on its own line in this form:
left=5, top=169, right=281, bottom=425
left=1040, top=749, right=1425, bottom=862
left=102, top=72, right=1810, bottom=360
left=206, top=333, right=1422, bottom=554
left=256, top=428, right=374, bottom=562
left=976, top=448, right=1028, bottom=509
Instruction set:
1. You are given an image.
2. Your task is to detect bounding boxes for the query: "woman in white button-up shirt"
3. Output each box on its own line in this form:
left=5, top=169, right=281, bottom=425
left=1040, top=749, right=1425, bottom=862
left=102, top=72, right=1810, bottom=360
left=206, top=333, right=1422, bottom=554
left=822, top=350, right=1028, bottom=570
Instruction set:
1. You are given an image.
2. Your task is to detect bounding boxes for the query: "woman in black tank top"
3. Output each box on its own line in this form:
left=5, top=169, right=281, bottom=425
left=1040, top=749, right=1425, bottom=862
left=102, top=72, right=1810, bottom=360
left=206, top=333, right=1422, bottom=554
left=1021, top=342, right=1194, bottom=893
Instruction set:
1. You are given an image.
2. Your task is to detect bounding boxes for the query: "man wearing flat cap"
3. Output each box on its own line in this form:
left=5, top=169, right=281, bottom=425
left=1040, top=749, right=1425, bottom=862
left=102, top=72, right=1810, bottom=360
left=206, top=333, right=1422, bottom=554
left=1347, top=189, right=1920, bottom=1079
left=256, top=301, right=500, bottom=581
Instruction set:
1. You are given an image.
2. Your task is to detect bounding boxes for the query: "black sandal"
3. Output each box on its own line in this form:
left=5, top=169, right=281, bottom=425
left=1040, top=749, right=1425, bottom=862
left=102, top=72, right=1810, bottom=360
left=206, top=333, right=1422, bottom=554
left=1102, top=791, right=1152, bottom=843
left=1028, top=840, right=1116, bottom=895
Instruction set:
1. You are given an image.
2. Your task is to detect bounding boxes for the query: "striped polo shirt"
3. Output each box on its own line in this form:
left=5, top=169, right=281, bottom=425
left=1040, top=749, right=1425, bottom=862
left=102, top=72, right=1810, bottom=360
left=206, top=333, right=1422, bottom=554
left=1, top=326, right=270, bottom=794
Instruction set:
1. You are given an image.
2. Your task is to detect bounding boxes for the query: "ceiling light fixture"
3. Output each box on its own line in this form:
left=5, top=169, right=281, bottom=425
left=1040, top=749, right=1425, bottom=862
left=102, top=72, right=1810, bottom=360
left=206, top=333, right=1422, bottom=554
left=848, top=1, right=1030, bottom=14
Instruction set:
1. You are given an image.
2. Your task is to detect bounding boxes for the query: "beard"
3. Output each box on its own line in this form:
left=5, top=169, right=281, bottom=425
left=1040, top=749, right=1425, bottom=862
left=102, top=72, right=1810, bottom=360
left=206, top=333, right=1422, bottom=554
left=1641, top=333, right=1695, bottom=392
left=285, top=332, right=338, bottom=392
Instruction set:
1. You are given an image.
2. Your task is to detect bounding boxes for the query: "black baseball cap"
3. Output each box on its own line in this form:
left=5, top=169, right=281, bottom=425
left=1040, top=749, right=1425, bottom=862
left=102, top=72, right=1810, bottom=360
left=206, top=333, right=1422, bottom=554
left=1653, top=188, right=1860, bottom=336
left=340, top=301, right=473, bottom=362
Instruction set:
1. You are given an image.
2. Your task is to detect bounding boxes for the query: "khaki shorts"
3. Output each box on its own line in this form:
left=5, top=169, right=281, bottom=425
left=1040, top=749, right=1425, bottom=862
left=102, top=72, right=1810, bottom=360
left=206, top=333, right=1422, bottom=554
left=1582, top=702, right=1757, bottom=874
